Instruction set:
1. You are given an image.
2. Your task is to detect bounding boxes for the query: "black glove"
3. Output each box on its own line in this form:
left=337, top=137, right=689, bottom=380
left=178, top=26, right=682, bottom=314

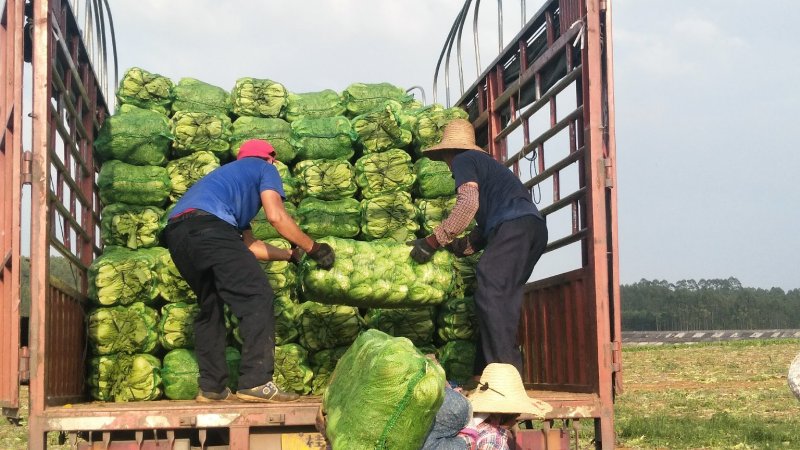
left=289, top=247, right=305, bottom=264
left=308, top=242, right=335, bottom=270
left=445, top=228, right=485, bottom=258
left=407, top=235, right=440, bottom=264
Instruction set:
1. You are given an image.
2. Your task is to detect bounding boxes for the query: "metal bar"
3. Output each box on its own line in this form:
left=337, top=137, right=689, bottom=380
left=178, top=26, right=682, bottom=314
left=433, top=0, right=467, bottom=104
left=48, top=192, right=92, bottom=243
left=545, top=229, right=588, bottom=253
left=455, top=0, right=472, bottom=95
left=49, top=236, right=87, bottom=273
left=473, top=0, right=482, bottom=75
left=506, top=106, right=583, bottom=166
left=539, top=187, right=585, bottom=217
left=523, top=146, right=584, bottom=190
left=497, top=0, right=503, bottom=52
left=49, top=105, right=93, bottom=209
left=51, top=66, right=89, bottom=141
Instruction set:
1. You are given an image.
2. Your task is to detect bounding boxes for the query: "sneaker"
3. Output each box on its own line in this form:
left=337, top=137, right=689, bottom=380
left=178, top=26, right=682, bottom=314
left=237, top=381, right=300, bottom=403
left=196, top=386, right=235, bottom=402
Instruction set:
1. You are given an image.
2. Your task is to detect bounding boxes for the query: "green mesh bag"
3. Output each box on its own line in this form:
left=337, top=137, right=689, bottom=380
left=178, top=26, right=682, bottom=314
left=290, top=116, right=355, bottom=161
left=342, top=82, right=414, bottom=117
left=274, top=343, right=314, bottom=395
left=95, top=105, right=172, bottom=167
left=171, top=77, right=229, bottom=115
left=100, top=203, right=164, bottom=250
left=323, top=329, right=446, bottom=450
left=230, top=77, right=287, bottom=118
left=310, top=346, right=348, bottom=396
left=170, top=111, right=232, bottom=160
left=88, top=247, right=159, bottom=306
left=437, top=297, right=478, bottom=342
left=360, top=192, right=419, bottom=242
left=285, top=90, right=346, bottom=122
left=274, top=295, right=300, bottom=345
left=351, top=101, right=413, bottom=154
left=88, top=302, right=159, bottom=355
left=437, top=340, right=476, bottom=384
left=226, top=346, right=241, bottom=390
left=298, top=302, right=363, bottom=352
left=452, top=251, right=482, bottom=297
left=98, top=160, right=171, bottom=207
left=89, top=353, right=162, bottom=402
left=250, top=202, right=298, bottom=241
left=301, top=237, right=455, bottom=308
left=274, top=160, right=301, bottom=203
left=230, top=116, right=295, bottom=163
left=364, top=307, right=435, bottom=346
left=413, top=105, right=469, bottom=154
left=414, top=157, right=455, bottom=199
left=260, top=238, right=298, bottom=296
left=166, top=151, right=220, bottom=202
left=415, top=196, right=455, bottom=235
left=158, top=302, right=199, bottom=350
left=294, top=159, right=356, bottom=200
left=296, top=197, right=360, bottom=239
left=116, top=67, right=173, bottom=115
left=161, top=349, right=200, bottom=400
left=354, top=149, right=416, bottom=199
left=147, top=246, right=196, bottom=303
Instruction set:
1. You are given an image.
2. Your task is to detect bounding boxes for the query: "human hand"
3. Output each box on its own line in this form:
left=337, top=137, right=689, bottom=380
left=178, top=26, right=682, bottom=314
left=308, top=242, right=335, bottom=270
left=407, top=235, right=439, bottom=264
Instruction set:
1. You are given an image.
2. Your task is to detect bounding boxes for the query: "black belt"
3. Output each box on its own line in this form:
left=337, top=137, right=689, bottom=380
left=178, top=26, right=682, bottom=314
left=168, top=209, right=212, bottom=224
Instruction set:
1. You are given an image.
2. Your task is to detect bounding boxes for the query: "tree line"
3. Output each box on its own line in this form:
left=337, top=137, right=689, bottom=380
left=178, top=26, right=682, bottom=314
left=622, top=277, right=800, bottom=331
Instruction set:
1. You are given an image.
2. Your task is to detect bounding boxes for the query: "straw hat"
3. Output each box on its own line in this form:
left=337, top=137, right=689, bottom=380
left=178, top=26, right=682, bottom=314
left=423, top=118, right=486, bottom=156
left=467, top=363, right=540, bottom=415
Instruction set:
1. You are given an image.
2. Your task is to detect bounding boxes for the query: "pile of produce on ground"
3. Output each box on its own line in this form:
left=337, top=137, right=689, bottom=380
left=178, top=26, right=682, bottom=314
left=87, top=67, right=483, bottom=402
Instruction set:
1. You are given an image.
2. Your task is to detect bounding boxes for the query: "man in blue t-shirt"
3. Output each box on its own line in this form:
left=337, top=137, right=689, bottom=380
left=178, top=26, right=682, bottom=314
left=408, top=119, right=548, bottom=376
left=164, top=139, right=334, bottom=403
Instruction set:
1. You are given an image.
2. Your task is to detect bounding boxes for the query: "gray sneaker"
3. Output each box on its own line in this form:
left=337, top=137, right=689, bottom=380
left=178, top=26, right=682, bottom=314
left=196, top=386, right=235, bottom=402
left=237, top=381, right=300, bottom=403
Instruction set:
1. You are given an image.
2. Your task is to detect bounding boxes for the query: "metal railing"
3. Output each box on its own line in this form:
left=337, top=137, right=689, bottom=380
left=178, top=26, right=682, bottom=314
left=65, top=0, right=117, bottom=103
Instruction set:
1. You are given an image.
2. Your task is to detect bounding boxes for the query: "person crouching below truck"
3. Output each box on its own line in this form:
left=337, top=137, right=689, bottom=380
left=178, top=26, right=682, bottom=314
left=163, top=139, right=335, bottom=403
left=408, top=119, right=548, bottom=378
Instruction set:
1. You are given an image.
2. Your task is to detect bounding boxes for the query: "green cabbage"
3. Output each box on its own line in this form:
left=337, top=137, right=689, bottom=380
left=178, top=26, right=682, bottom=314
left=95, top=105, right=172, bottom=166
left=360, top=192, right=418, bottom=242
left=159, top=302, right=199, bottom=350
left=437, top=340, right=476, bottom=384
left=354, top=149, right=416, bottom=199
left=342, top=82, right=414, bottom=117
left=161, top=349, right=200, bottom=400
left=437, top=297, right=478, bottom=342
left=294, top=159, right=356, bottom=200
left=261, top=238, right=298, bottom=296
left=298, top=302, right=363, bottom=352
left=250, top=202, right=298, bottom=241
left=285, top=90, right=346, bottom=122
left=415, top=196, right=455, bottom=235
left=296, top=197, right=361, bottom=239
left=226, top=346, right=241, bottom=391
left=170, top=111, right=232, bottom=160
left=310, top=346, right=348, bottom=396
left=290, top=116, right=356, bottom=161
left=414, top=157, right=455, bottom=199
left=413, top=105, right=469, bottom=153
left=88, top=302, right=159, bottom=355
left=364, top=308, right=435, bottom=346
left=165, top=151, right=220, bottom=202
left=116, top=67, right=173, bottom=115
left=100, top=203, right=164, bottom=250
left=88, top=247, right=159, bottom=306
left=229, top=294, right=299, bottom=346
left=89, top=353, right=162, bottom=402
left=98, top=160, right=171, bottom=207
left=171, top=77, right=229, bottom=115
left=230, top=77, right=287, bottom=118
left=452, top=251, right=482, bottom=297
left=147, top=246, right=197, bottom=303
left=274, top=344, right=314, bottom=395
left=351, top=100, right=412, bottom=153
left=230, top=116, right=295, bottom=163
left=323, top=329, right=446, bottom=450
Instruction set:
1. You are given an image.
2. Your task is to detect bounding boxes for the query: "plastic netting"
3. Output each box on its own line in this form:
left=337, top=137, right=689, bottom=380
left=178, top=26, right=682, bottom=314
left=98, top=160, right=171, bottom=207
left=351, top=100, right=413, bottom=154
left=364, top=307, right=435, bottom=346
left=161, top=349, right=200, bottom=400
left=298, top=301, right=363, bottom=352
left=170, top=111, right=232, bottom=160
left=274, top=343, right=314, bottom=395
left=147, top=246, right=197, bottom=303
left=165, top=151, right=220, bottom=202
left=290, top=116, right=356, bottom=161
left=260, top=238, right=298, bottom=296
left=89, top=353, right=163, bottom=402
left=437, top=297, right=478, bottom=342
left=414, top=157, right=455, bottom=199
left=360, top=192, right=419, bottom=242
left=88, top=302, right=159, bottom=355
left=412, top=105, right=470, bottom=154
left=230, top=116, right=295, bottom=163
left=100, top=203, right=164, bottom=250
left=415, top=196, right=456, bottom=236
left=116, top=67, right=174, bottom=115
left=230, top=77, right=287, bottom=118
left=95, top=105, right=172, bottom=167
left=310, top=346, right=348, bottom=396
left=88, top=247, right=159, bottom=306
left=296, top=197, right=361, bottom=239
left=342, top=82, right=415, bottom=117
left=437, top=340, right=476, bottom=384
left=355, top=149, right=416, bottom=199
left=250, top=201, right=298, bottom=240
left=158, top=302, right=199, bottom=350
left=452, top=252, right=482, bottom=297
left=293, top=159, right=357, bottom=200
left=171, top=77, right=229, bottom=115
left=285, top=90, right=346, bottom=122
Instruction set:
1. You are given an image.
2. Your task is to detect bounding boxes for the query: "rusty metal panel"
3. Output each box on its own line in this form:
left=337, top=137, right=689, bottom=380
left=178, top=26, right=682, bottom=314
left=559, top=0, right=584, bottom=34
left=0, top=0, right=25, bottom=415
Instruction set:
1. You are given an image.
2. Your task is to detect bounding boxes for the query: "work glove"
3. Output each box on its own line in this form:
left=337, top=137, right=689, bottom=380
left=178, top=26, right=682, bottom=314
left=289, top=247, right=305, bottom=264
left=407, top=235, right=440, bottom=264
left=308, top=242, right=335, bottom=270
left=445, top=228, right=485, bottom=258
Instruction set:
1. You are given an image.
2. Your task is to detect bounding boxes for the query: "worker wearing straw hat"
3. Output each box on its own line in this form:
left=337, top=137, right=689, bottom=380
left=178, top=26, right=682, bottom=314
left=408, top=119, right=548, bottom=377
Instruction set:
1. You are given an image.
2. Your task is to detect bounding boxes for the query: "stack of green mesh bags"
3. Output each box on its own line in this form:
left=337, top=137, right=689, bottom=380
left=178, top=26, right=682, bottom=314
left=92, top=67, right=481, bottom=400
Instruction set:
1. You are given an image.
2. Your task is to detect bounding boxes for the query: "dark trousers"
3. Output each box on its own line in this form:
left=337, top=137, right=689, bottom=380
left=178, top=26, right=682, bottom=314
left=164, top=215, right=275, bottom=392
left=473, top=215, right=547, bottom=376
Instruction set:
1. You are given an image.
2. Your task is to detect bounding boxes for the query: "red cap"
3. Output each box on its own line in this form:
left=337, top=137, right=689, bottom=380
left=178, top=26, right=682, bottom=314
left=237, top=139, right=276, bottom=163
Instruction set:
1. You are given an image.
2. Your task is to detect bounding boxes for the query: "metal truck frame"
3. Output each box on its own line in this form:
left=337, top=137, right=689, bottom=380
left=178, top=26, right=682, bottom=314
left=1, top=0, right=619, bottom=448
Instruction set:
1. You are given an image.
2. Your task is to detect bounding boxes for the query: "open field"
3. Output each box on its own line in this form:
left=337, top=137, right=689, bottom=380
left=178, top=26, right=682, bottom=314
left=2, top=339, right=799, bottom=449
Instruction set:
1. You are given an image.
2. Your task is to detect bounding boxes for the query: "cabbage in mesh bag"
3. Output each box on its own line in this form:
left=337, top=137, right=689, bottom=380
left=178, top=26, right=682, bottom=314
left=250, top=201, right=298, bottom=241
left=302, top=237, right=454, bottom=308
left=230, top=116, right=295, bottom=163
left=351, top=101, right=413, bottom=154
left=230, top=77, right=287, bottom=118
left=360, top=192, right=419, bottom=242
left=290, top=116, right=355, bottom=161
left=161, top=349, right=200, bottom=400
left=415, top=196, right=456, bottom=235
left=452, top=251, right=482, bottom=297
left=226, top=346, right=241, bottom=390
left=364, top=307, right=435, bottom=346
left=88, top=302, right=159, bottom=355
left=116, top=67, right=173, bottom=115
left=296, top=197, right=360, bottom=239
left=260, top=238, right=298, bottom=296
left=100, top=203, right=164, bottom=250
left=285, top=90, right=346, bottom=122
left=159, top=302, right=199, bottom=350
left=89, top=247, right=159, bottom=306
left=171, top=77, right=229, bottom=115
left=298, top=301, right=363, bottom=352
left=354, top=149, right=416, bottom=199
left=229, top=294, right=298, bottom=346
left=166, top=151, right=220, bottom=202
left=437, top=297, right=478, bottom=342
left=170, top=111, right=232, bottom=160
left=294, top=159, right=356, bottom=200
left=89, top=353, right=162, bottom=402
left=310, top=346, right=348, bottom=396
left=323, top=329, right=446, bottom=450
left=413, top=105, right=469, bottom=153
left=342, top=82, right=414, bottom=117
left=146, top=246, right=196, bottom=303
left=274, top=343, right=314, bottom=395
left=98, top=160, right=171, bottom=207
left=414, top=157, right=455, bottom=199
left=437, top=339, right=476, bottom=384
left=95, top=105, right=172, bottom=166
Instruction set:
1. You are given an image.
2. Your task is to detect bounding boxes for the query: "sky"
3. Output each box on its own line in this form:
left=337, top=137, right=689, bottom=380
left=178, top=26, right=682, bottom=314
left=42, top=0, right=800, bottom=290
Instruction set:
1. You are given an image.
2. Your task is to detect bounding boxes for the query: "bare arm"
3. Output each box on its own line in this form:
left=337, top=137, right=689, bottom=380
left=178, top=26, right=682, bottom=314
left=261, top=190, right=315, bottom=252
left=242, top=229, right=292, bottom=261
